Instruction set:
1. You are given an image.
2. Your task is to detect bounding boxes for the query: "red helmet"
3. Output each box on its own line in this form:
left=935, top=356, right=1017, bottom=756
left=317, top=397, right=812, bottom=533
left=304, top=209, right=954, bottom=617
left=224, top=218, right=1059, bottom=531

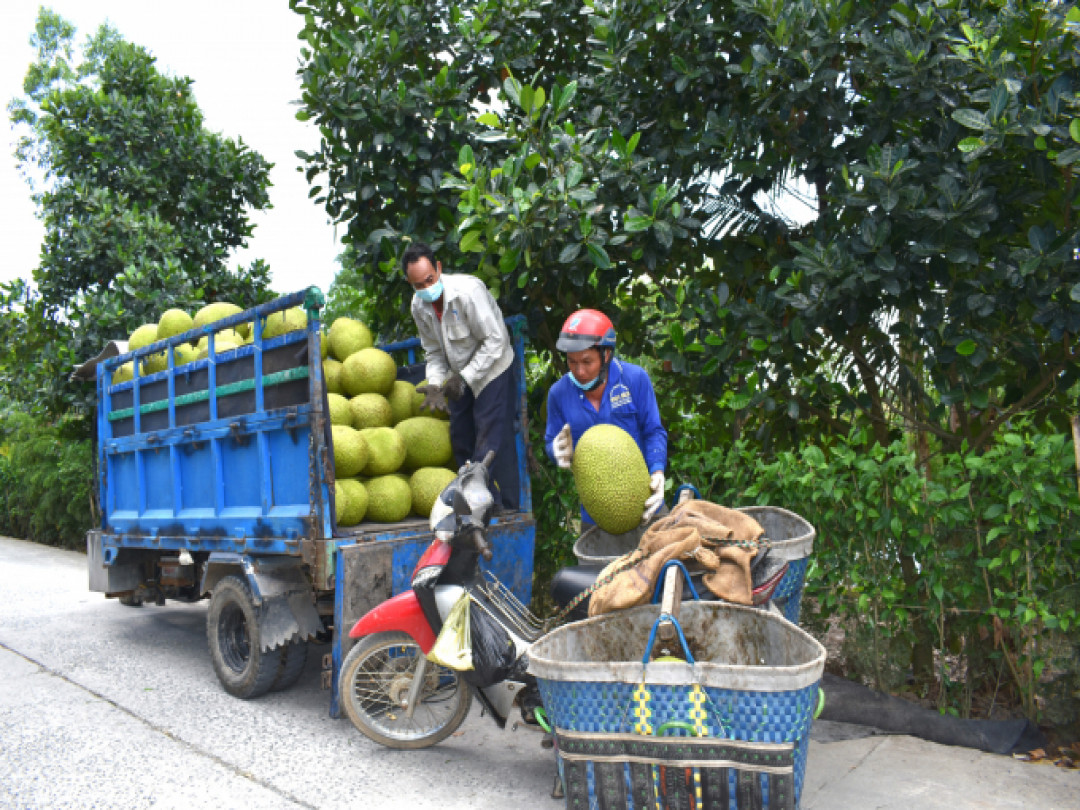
left=556, top=309, right=616, bottom=353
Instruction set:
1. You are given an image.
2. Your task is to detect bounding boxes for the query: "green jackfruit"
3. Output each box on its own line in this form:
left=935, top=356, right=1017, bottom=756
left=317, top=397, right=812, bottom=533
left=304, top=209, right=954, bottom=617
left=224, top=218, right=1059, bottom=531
left=572, top=424, right=651, bottom=535
left=128, top=323, right=158, bottom=351
left=328, top=317, right=373, bottom=361
left=341, top=347, right=396, bottom=396
left=409, top=467, right=457, bottom=518
left=332, top=424, right=369, bottom=478
left=394, top=416, right=453, bottom=469
left=349, top=393, right=393, bottom=429
left=358, top=426, right=407, bottom=476
left=327, top=393, right=353, bottom=426
left=386, top=380, right=416, bottom=425
left=323, top=358, right=343, bottom=394
left=365, top=475, right=412, bottom=522
left=158, top=308, right=194, bottom=340
left=193, top=302, right=243, bottom=335
left=263, top=307, right=306, bottom=339
left=336, top=478, right=369, bottom=526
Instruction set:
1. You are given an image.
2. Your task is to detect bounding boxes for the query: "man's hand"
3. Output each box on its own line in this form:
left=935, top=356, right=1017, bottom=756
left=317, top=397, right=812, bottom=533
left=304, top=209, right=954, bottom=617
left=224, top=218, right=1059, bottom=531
left=642, top=471, right=665, bottom=523
left=553, top=423, right=573, bottom=469
left=443, top=372, right=467, bottom=402
left=416, top=382, right=449, bottom=414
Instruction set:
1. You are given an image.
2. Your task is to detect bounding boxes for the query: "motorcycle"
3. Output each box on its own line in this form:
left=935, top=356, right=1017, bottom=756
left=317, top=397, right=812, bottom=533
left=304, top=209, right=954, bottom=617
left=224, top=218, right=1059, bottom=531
left=337, top=451, right=788, bottom=750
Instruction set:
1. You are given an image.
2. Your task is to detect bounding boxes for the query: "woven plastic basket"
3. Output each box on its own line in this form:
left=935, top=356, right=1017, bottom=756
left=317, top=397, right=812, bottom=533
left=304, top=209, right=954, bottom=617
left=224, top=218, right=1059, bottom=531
left=530, top=599, right=825, bottom=810
left=573, top=505, right=815, bottom=623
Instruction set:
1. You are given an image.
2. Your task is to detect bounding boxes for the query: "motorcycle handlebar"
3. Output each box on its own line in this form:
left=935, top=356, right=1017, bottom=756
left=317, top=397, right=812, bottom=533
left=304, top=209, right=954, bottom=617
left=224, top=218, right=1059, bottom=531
left=470, top=525, right=493, bottom=562
left=481, top=450, right=496, bottom=469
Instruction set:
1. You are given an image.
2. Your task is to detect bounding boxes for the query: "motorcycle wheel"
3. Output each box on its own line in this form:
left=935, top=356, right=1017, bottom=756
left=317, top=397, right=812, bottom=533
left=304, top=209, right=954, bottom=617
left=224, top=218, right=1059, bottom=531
left=339, top=631, right=472, bottom=749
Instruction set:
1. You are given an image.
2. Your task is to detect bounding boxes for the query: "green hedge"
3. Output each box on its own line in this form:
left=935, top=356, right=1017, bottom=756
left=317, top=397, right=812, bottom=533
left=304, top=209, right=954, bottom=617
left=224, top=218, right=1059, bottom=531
left=0, top=411, right=95, bottom=549
left=666, top=423, right=1080, bottom=726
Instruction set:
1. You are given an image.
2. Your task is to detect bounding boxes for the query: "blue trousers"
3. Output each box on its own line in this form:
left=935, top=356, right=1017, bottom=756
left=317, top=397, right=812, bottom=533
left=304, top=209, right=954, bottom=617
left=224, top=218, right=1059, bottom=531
left=448, top=365, right=520, bottom=511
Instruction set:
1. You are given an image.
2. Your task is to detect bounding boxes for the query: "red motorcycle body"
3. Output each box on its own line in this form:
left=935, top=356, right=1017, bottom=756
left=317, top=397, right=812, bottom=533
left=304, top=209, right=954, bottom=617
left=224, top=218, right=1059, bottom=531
left=346, top=538, right=451, bottom=653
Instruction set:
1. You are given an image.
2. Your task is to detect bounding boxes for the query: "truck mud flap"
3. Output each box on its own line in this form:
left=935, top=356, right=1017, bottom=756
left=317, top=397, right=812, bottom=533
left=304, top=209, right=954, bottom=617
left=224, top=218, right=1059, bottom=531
left=203, top=553, right=323, bottom=651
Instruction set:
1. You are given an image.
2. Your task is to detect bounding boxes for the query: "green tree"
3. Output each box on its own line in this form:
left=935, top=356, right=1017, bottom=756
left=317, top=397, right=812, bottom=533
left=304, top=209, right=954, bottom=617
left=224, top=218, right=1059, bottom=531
left=293, top=0, right=1080, bottom=448
left=293, top=0, right=1080, bottom=703
left=6, top=9, right=274, bottom=421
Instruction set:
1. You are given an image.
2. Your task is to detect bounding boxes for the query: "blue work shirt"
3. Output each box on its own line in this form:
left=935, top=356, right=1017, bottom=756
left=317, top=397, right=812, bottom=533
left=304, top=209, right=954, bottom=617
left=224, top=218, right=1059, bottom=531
left=545, top=359, right=667, bottom=525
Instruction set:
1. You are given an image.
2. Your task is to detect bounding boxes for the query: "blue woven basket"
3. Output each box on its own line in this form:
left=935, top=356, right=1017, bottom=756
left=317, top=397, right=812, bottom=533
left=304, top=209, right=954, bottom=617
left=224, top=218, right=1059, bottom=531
left=739, top=506, right=814, bottom=624
left=573, top=505, right=815, bottom=626
left=529, top=599, right=825, bottom=810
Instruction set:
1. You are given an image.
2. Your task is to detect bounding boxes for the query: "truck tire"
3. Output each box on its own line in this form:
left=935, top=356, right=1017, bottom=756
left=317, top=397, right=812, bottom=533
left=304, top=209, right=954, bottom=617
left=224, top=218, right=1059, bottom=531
left=206, top=575, right=281, bottom=699
left=270, top=640, right=309, bottom=692
left=340, top=631, right=471, bottom=749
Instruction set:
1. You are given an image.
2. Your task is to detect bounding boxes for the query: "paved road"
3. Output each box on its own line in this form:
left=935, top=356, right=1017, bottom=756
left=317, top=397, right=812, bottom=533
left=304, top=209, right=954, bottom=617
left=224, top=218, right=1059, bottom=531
left=0, top=536, right=1075, bottom=809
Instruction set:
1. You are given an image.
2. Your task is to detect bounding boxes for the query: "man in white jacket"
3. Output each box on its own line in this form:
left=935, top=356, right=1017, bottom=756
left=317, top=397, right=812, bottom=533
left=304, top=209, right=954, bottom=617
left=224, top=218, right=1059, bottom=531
left=403, top=242, right=519, bottom=510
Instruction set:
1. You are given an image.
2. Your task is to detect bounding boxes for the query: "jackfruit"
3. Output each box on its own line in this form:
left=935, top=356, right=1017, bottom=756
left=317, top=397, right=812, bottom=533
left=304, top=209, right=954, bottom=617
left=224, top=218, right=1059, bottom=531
left=386, top=380, right=416, bottom=425
left=336, top=478, right=369, bottom=526
left=328, top=317, right=373, bottom=361
left=365, top=475, right=413, bottom=522
left=195, top=330, right=244, bottom=351
left=158, top=308, right=194, bottom=340
left=113, top=362, right=134, bottom=384
left=332, top=424, right=369, bottom=478
left=350, top=393, right=393, bottom=430
left=341, top=347, right=396, bottom=396
left=358, top=426, right=407, bottom=476
left=328, top=393, right=353, bottom=426
left=572, top=424, right=651, bottom=535
left=323, top=358, right=343, bottom=394
left=128, top=323, right=158, bottom=351
left=263, top=307, right=306, bottom=339
left=409, top=467, right=457, bottom=518
left=195, top=339, right=241, bottom=360
left=193, top=302, right=243, bottom=336
left=394, top=416, right=453, bottom=469
left=173, top=343, right=199, bottom=366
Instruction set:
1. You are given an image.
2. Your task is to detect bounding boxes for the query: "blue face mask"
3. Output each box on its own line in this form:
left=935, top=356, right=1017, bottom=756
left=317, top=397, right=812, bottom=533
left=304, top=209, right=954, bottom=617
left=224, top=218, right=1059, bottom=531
left=416, top=279, right=444, bottom=303
left=569, top=372, right=600, bottom=391
left=569, top=362, right=607, bottom=392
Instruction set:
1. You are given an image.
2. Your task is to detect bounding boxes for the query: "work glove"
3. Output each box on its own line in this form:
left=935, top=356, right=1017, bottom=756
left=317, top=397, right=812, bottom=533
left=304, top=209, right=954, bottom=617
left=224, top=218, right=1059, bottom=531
left=443, top=371, right=467, bottom=402
left=642, top=471, right=665, bottom=524
left=552, top=423, right=573, bottom=470
left=416, top=382, right=449, bottom=414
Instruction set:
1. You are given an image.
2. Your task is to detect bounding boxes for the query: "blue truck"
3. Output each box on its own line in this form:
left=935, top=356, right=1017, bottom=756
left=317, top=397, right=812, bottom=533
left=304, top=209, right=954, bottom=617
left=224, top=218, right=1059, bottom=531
left=83, top=288, right=535, bottom=714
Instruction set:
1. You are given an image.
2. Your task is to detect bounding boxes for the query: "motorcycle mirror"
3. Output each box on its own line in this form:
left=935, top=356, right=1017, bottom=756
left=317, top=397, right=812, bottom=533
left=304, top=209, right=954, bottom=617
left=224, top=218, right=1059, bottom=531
left=452, top=487, right=471, bottom=516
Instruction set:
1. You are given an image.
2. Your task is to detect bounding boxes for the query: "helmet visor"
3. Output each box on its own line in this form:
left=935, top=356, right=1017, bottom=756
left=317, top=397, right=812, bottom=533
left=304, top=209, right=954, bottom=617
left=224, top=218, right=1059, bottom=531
left=557, top=332, right=601, bottom=353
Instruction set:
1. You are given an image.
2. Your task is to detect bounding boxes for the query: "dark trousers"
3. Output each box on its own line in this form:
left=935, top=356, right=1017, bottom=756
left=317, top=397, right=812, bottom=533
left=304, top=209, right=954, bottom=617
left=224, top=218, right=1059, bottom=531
left=448, top=365, right=520, bottom=511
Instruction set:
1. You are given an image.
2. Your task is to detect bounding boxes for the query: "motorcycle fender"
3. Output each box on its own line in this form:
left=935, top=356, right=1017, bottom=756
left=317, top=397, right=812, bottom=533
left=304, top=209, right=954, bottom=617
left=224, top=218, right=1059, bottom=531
left=348, top=589, right=437, bottom=653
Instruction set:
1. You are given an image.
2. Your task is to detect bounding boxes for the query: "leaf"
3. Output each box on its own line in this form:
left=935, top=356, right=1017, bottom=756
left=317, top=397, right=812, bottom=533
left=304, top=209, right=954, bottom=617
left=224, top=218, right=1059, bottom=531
left=1071, top=119, right=1080, bottom=144
left=476, top=112, right=501, bottom=128
left=459, top=230, right=484, bottom=253
left=558, top=243, right=582, bottom=263
left=956, top=339, right=977, bottom=356
left=586, top=243, right=611, bottom=269
left=952, top=108, right=991, bottom=131
left=624, top=216, right=653, bottom=233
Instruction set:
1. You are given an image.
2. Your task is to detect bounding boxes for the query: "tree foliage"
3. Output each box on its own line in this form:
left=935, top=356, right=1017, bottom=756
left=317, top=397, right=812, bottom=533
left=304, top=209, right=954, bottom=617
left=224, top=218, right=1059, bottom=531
left=4, top=9, right=274, bottom=421
left=293, top=0, right=1080, bottom=451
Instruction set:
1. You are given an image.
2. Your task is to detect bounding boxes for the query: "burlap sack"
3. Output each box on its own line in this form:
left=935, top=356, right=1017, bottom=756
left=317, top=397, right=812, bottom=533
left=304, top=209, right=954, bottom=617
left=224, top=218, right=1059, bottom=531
left=586, top=501, right=764, bottom=617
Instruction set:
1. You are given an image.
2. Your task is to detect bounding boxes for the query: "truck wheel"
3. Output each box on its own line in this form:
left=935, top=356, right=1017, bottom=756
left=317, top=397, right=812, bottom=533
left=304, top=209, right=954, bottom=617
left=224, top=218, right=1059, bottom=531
left=206, top=575, right=281, bottom=699
left=270, top=640, right=309, bottom=692
left=340, top=631, right=471, bottom=749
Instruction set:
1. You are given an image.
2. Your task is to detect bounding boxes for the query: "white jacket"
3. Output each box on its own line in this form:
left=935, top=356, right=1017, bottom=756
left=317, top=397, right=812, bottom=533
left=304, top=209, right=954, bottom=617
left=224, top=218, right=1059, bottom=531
left=411, top=273, right=513, bottom=396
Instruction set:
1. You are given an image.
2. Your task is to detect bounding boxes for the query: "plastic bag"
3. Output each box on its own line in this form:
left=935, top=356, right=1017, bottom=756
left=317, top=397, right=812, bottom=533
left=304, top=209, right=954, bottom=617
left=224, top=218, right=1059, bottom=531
left=463, top=601, right=517, bottom=688
left=426, top=593, right=473, bottom=671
